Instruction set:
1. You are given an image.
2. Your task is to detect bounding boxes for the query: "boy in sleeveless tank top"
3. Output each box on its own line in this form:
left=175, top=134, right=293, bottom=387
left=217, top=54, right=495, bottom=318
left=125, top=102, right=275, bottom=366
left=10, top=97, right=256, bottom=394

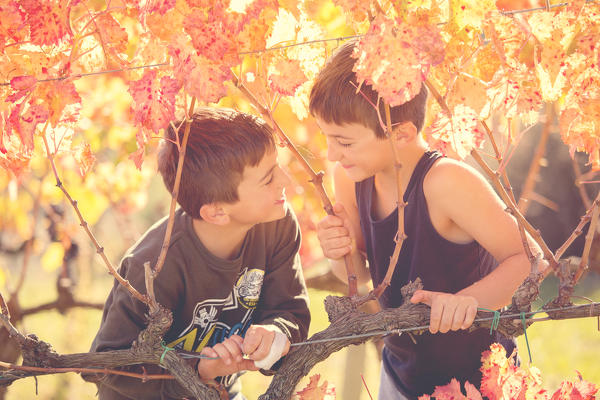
left=309, top=40, right=540, bottom=399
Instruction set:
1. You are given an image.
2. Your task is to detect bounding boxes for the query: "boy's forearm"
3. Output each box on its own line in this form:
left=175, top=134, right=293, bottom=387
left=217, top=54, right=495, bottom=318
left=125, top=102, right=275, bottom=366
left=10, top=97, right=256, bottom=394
left=457, top=253, right=531, bottom=310
left=329, top=250, right=370, bottom=286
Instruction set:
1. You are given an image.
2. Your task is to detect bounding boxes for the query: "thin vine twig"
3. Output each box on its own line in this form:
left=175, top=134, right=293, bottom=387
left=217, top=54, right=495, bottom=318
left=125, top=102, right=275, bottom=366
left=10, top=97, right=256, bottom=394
left=575, top=193, right=600, bottom=283
left=0, top=361, right=175, bottom=381
left=518, top=105, right=553, bottom=215
left=554, top=196, right=599, bottom=260
left=371, top=102, right=407, bottom=298
left=151, top=96, right=196, bottom=280
left=232, top=73, right=359, bottom=296
left=572, top=156, right=593, bottom=210
left=42, top=134, right=149, bottom=307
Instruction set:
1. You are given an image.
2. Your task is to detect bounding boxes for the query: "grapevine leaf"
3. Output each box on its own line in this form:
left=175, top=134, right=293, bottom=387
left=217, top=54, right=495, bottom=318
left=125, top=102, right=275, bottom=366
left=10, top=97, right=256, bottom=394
left=128, top=69, right=181, bottom=134
left=296, top=374, right=336, bottom=400
left=450, top=0, right=496, bottom=31
left=20, top=0, right=73, bottom=46
left=0, top=0, right=26, bottom=50
left=95, top=12, right=129, bottom=54
left=137, top=0, right=176, bottom=16
left=8, top=102, right=49, bottom=151
left=424, top=104, right=484, bottom=160
left=7, top=75, right=37, bottom=103
left=169, top=34, right=231, bottom=103
left=352, top=15, right=444, bottom=106
left=74, top=142, right=96, bottom=177
left=431, top=378, right=469, bottom=400
left=268, top=59, right=307, bottom=96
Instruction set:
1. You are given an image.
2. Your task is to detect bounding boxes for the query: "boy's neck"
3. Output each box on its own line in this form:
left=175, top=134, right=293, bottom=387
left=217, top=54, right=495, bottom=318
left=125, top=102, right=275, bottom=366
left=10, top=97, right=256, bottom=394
left=191, top=218, right=251, bottom=260
left=373, top=139, right=428, bottom=205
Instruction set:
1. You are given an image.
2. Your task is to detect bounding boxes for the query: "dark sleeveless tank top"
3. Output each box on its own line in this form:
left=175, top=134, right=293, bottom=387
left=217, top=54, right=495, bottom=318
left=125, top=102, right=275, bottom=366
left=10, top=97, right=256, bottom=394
left=355, top=151, right=515, bottom=398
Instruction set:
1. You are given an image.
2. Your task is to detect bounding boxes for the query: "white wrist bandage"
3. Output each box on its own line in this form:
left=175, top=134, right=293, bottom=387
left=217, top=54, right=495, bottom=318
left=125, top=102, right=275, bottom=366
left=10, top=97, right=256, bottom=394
left=254, top=331, right=288, bottom=370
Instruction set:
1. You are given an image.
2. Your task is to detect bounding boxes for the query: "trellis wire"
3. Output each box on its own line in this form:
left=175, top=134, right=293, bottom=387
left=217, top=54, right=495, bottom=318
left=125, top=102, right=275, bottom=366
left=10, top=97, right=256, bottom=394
left=174, top=302, right=599, bottom=359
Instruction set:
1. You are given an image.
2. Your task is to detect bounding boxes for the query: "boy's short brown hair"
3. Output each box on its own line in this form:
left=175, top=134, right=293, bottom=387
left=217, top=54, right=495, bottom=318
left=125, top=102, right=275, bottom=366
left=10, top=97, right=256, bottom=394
left=158, top=108, right=275, bottom=219
left=309, top=40, right=428, bottom=138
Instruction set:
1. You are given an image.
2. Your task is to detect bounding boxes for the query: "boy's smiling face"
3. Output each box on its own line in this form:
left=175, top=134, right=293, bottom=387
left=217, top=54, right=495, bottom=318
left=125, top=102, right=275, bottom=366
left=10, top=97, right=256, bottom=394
left=316, top=119, right=395, bottom=182
left=223, top=148, right=291, bottom=227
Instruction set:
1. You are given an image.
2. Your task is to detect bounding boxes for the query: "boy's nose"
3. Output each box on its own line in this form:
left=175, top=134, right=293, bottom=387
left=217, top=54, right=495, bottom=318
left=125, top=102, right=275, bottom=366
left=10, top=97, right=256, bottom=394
left=327, top=145, right=340, bottom=162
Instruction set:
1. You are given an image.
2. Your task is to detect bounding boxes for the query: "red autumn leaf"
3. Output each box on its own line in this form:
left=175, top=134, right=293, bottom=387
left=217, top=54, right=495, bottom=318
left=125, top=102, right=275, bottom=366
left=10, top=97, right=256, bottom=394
left=0, top=0, right=26, bottom=48
left=431, top=378, right=469, bottom=400
left=128, top=69, right=181, bottom=134
left=8, top=102, right=49, bottom=152
left=20, top=0, right=73, bottom=46
left=74, top=142, right=96, bottom=177
left=182, top=3, right=240, bottom=64
left=7, top=75, right=37, bottom=103
left=296, top=374, right=336, bottom=400
left=268, top=59, right=308, bottom=96
left=137, top=0, right=176, bottom=16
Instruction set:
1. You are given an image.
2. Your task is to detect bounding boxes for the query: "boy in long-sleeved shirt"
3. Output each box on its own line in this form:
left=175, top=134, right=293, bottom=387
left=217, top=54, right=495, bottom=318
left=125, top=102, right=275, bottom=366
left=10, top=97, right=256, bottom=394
left=88, top=108, right=310, bottom=399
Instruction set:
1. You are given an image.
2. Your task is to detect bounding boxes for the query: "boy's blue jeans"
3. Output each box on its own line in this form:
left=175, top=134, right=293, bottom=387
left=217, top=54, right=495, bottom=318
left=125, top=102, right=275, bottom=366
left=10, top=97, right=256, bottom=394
left=378, top=361, right=410, bottom=400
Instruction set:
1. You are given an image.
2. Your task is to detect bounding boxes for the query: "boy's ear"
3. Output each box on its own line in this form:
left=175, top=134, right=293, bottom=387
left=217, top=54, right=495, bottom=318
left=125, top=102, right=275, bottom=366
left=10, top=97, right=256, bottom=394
left=199, top=203, right=230, bottom=225
left=392, top=122, right=417, bottom=143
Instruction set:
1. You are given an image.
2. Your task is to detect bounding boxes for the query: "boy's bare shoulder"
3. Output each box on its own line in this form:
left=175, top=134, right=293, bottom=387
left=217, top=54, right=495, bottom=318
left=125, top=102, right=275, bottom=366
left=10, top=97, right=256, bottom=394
left=423, top=157, right=489, bottom=200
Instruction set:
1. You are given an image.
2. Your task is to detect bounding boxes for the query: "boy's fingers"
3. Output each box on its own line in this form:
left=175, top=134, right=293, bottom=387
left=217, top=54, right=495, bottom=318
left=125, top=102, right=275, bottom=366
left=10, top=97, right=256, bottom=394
left=451, top=304, right=468, bottom=331
left=462, top=304, right=478, bottom=329
left=201, top=346, right=218, bottom=358
left=243, top=333, right=261, bottom=355
left=249, top=332, right=274, bottom=360
left=410, top=290, right=432, bottom=306
left=333, top=203, right=346, bottom=215
left=428, top=300, right=443, bottom=334
left=212, top=343, right=232, bottom=365
left=222, top=338, right=244, bottom=362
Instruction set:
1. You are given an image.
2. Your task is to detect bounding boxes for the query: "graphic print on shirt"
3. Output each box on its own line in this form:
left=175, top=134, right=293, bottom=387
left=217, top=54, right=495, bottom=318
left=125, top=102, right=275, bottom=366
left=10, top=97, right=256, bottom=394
left=167, top=267, right=264, bottom=352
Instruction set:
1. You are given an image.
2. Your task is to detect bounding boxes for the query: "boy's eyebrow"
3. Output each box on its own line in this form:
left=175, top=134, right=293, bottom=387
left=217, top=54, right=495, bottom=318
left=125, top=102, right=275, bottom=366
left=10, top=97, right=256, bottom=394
left=259, top=164, right=277, bottom=182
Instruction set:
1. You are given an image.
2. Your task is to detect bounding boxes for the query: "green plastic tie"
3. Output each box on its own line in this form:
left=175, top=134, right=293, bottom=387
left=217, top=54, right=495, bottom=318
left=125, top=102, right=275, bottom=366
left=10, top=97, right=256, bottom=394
left=478, top=308, right=501, bottom=335
left=160, top=341, right=174, bottom=365
left=520, top=312, right=533, bottom=363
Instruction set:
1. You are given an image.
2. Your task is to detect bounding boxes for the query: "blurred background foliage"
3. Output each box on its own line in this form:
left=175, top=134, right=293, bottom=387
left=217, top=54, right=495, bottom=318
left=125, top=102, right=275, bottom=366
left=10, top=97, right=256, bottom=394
left=1, top=0, right=600, bottom=399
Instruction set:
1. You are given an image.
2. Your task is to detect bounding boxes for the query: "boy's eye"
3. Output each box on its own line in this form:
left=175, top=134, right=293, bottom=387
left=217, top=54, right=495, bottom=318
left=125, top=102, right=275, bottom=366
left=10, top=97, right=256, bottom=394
left=338, top=141, right=352, bottom=148
left=264, top=174, right=274, bottom=185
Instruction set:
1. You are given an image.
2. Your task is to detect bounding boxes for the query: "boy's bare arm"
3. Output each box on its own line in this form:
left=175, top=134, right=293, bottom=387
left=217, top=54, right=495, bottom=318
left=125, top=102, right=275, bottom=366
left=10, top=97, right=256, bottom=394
left=317, top=163, right=370, bottom=285
left=413, top=159, right=534, bottom=333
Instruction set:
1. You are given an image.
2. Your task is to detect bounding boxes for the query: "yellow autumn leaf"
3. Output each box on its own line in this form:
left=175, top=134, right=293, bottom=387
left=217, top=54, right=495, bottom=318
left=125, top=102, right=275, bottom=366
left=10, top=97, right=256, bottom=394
left=450, top=0, right=496, bottom=31
left=41, top=242, right=65, bottom=272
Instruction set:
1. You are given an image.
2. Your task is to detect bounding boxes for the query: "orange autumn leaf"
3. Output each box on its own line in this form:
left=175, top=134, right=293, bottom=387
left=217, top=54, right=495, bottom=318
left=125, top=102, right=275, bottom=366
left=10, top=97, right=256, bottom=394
left=296, top=374, right=336, bottom=400
left=74, top=142, right=96, bottom=177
